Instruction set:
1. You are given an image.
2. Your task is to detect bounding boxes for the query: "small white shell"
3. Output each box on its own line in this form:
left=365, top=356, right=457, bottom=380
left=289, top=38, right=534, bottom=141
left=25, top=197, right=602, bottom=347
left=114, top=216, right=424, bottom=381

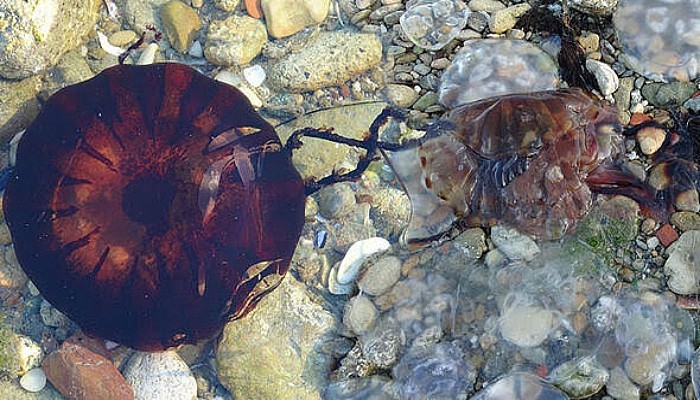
left=9, top=130, right=26, bottom=167
left=328, top=265, right=354, bottom=295
left=20, top=368, right=46, bottom=393
left=336, top=237, right=391, bottom=284
left=97, top=31, right=125, bottom=57
left=136, top=43, right=159, bottom=65
left=243, top=65, right=266, bottom=88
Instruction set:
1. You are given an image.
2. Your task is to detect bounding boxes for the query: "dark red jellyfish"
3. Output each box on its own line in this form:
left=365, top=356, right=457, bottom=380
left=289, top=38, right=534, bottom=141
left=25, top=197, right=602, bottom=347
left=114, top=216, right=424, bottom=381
left=3, top=63, right=306, bottom=351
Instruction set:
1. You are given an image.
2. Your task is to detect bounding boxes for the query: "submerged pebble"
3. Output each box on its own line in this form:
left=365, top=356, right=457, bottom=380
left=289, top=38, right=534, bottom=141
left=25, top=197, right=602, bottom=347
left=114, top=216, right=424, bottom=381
left=19, top=368, right=46, bottom=392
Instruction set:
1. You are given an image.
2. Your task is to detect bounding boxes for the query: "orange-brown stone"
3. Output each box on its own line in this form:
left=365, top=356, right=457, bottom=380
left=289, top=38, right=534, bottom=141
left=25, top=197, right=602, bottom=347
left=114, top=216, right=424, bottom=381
left=43, top=335, right=134, bottom=400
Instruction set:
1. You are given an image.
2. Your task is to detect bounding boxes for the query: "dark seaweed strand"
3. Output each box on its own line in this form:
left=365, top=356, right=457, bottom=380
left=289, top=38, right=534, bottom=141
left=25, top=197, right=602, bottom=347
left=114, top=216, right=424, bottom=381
left=285, top=107, right=456, bottom=195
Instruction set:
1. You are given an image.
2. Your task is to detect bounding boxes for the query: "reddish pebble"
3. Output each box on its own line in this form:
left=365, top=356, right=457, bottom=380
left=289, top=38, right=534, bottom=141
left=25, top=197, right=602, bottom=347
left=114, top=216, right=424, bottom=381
left=245, top=0, right=263, bottom=18
left=677, top=295, right=700, bottom=310
left=43, top=335, right=134, bottom=400
left=656, top=223, right=679, bottom=247
left=629, top=113, right=651, bottom=125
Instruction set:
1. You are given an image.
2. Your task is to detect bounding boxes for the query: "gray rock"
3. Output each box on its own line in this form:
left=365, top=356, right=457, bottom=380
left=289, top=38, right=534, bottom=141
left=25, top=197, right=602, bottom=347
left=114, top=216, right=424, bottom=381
left=204, top=15, right=267, bottom=66
left=358, top=255, right=401, bottom=296
left=267, top=30, right=382, bottom=92
left=39, top=50, right=94, bottom=100
left=317, top=183, right=357, bottom=219
left=641, top=82, right=697, bottom=108
left=0, top=75, right=41, bottom=143
left=412, top=91, right=439, bottom=111
left=490, top=225, right=540, bottom=261
left=489, top=4, right=531, bottom=34
left=613, top=77, right=634, bottom=124
left=606, top=367, right=640, bottom=400
left=275, top=102, right=387, bottom=181
left=0, top=0, right=100, bottom=79
left=549, top=357, right=609, bottom=399
left=213, top=0, right=239, bottom=12
left=665, top=230, right=700, bottom=294
left=118, top=0, right=170, bottom=34
left=468, top=0, right=505, bottom=12
left=368, top=186, right=411, bottom=239
left=343, top=295, right=378, bottom=335
left=499, top=304, right=557, bottom=347
left=122, top=351, right=197, bottom=400
left=472, top=372, right=568, bottom=400
left=586, top=59, right=619, bottom=96
left=671, top=212, right=700, bottom=232
left=384, top=84, right=419, bottom=108
left=216, top=276, right=338, bottom=399
left=0, top=244, right=28, bottom=291
left=361, top=327, right=401, bottom=369
left=569, top=0, right=618, bottom=15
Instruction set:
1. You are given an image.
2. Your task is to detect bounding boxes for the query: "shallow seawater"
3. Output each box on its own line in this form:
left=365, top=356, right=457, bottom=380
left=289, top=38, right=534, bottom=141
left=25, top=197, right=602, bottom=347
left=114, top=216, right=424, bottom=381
left=1, top=0, right=700, bottom=399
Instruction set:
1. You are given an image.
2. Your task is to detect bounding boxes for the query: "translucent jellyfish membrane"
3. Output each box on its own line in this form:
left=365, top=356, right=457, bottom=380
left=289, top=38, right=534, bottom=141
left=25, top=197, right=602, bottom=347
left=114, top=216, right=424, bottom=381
left=614, top=0, right=700, bottom=81
left=485, top=244, right=695, bottom=393
left=399, top=0, right=470, bottom=51
left=439, top=39, right=560, bottom=108
left=590, top=291, right=694, bottom=392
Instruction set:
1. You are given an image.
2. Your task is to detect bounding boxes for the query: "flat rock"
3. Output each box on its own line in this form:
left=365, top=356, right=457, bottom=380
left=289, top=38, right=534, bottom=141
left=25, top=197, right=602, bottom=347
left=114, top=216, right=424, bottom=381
left=586, top=59, right=619, bottom=96
left=358, top=255, right=401, bottom=296
left=499, top=304, right=557, bottom=347
left=204, top=15, right=267, bottom=66
left=0, top=75, right=41, bottom=142
left=43, top=335, right=133, bottom=400
left=216, top=275, right=338, bottom=399
left=122, top=351, right=197, bottom=400
left=0, top=0, right=100, bottom=79
left=261, top=0, right=330, bottom=38
left=160, top=0, right=202, bottom=53
left=641, top=82, right=697, bottom=107
left=490, top=225, right=540, bottom=261
left=39, top=49, right=94, bottom=100
left=0, top=244, right=28, bottom=291
left=267, top=30, right=382, bottom=92
left=665, top=230, right=700, bottom=294
left=489, top=3, right=531, bottom=34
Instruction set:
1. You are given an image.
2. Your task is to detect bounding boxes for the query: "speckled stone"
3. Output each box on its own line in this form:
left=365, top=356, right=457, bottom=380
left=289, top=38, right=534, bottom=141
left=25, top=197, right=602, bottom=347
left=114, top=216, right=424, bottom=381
left=358, top=256, right=401, bottom=296
left=0, top=0, right=100, bottom=79
left=204, top=15, right=267, bottom=65
left=0, top=75, right=41, bottom=142
left=267, top=30, right=382, bottom=92
left=216, top=276, right=337, bottom=399
left=122, top=351, right=197, bottom=400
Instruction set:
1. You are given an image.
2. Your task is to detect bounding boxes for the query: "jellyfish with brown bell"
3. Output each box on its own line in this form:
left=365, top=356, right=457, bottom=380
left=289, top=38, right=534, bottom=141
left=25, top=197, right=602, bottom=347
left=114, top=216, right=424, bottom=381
left=3, top=63, right=310, bottom=351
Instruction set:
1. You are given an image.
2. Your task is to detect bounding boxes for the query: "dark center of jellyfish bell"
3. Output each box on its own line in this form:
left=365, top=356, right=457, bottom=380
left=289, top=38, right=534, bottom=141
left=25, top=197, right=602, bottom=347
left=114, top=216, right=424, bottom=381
left=121, top=174, right=176, bottom=236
